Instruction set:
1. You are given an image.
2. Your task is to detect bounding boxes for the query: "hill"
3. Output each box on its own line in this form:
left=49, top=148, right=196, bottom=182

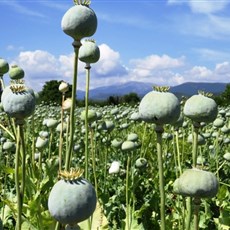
left=77, top=81, right=228, bottom=100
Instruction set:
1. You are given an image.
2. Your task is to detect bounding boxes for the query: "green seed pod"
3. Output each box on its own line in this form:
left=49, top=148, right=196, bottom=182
left=121, top=140, right=136, bottom=151
left=3, top=141, right=15, bottom=151
left=213, top=118, right=225, bottom=128
left=135, top=157, right=148, bottom=169
left=223, top=152, right=230, bottom=161
left=36, top=137, right=48, bottom=149
left=9, top=65, right=25, bottom=80
left=0, top=58, right=9, bottom=75
left=79, top=39, right=100, bottom=64
left=101, top=120, right=115, bottom=131
left=1, top=83, right=36, bottom=120
left=48, top=169, right=97, bottom=225
left=173, top=168, right=218, bottom=198
left=110, top=108, right=119, bottom=115
left=80, top=109, right=97, bottom=123
left=187, top=133, right=206, bottom=145
left=127, top=133, right=138, bottom=142
left=139, top=87, right=180, bottom=125
left=111, top=138, right=123, bottom=148
left=46, top=118, right=59, bottom=128
left=61, top=1, right=97, bottom=41
left=183, top=94, right=218, bottom=123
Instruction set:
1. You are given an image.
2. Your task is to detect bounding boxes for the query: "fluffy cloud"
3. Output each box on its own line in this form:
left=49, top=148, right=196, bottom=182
left=7, top=44, right=229, bottom=92
left=130, top=54, right=185, bottom=70
left=9, top=44, right=128, bottom=91
left=168, top=0, right=230, bottom=14
left=188, top=0, right=229, bottom=14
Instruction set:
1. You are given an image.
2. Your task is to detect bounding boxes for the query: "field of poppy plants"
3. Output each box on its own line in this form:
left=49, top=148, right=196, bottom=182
left=0, top=0, right=230, bottom=230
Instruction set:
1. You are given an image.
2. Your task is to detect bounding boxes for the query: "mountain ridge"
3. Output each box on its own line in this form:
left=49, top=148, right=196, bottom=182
left=77, top=81, right=228, bottom=100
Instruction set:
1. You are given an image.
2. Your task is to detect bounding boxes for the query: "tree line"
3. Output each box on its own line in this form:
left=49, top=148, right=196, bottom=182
left=37, top=80, right=230, bottom=106
left=38, top=80, right=140, bottom=106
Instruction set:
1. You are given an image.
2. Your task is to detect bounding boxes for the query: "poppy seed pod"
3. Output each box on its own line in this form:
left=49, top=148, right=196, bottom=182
left=1, top=83, right=36, bottom=120
left=48, top=169, right=97, bottom=225
left=61, top=1, right=97, bottom=41
left=139, top=86, right=180, bottom=125
left=183, top=93, right=218, bottom=123
left=59, top=81, right=69, bottom=93
left=173, top=168, right=218, bottom=198
left=0, top=57, right=9, bottom=75
left=79, top=39, right=100, bottom=64
left=9, top=65, right=25, bottom=80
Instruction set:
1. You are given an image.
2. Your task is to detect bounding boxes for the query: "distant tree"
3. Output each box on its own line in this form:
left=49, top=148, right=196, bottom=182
left=214, top=84, right=230, bottom=106
left=121, top=92, right=140, bottom=105
left=38, top=80, right=72, bottom=105
left=107, top=95, right=120, bottom=105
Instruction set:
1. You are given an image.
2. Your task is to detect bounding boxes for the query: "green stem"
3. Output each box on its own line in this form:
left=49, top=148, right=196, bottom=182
left=90, top=127, right=98, bottom=195
left=84, top=63, right=91, bottom=179
left=48, top=130, right=53, bottom=159
left=0, top=75, right=5, bottom=89
left=193, top=198, right=201, bottom=230
left=186, top=197, right=192, bottom=230
left=19, top=123, right=26, bottom=210
left=65, top=40, right=81, bottom=171
left=155, top=125, right=166, bottom=230
left=58, top=93, right=65, bottom=171
left=186, top=122, right=200, bottom=230
left=215, top=160, right=226, bottom=175
left=0, top=123, right=14, bottom=140
left=126, top=155, right=131, bottom=230
left=192, top=123, right=199, bottom=167
left=15, top=121, right=24, bottom=230
left=175, top=129, right=182, bottom=175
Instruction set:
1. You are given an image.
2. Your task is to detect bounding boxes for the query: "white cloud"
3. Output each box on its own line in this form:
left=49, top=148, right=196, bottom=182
left=167, top=0, right=230, bottom=14
left=167, top=0, right=230, bottom=39
left=130, top=54, right=185, bottom=70
left=93, top=44, right=128, bottom=76
left=194, top=48, right=230, bottom=62
left=188, top=0, right=230, bottom=14
left=215, top=61, right=230, bottom=75
left=7, top=45, right=229, bottom=93
left=1, top=1, right=46, bottom=18
left=186, top=66, right=212, bottom=79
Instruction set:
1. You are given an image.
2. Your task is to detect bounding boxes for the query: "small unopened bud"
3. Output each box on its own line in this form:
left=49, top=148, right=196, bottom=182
left=109, top=161, right=120, bottom=174
left=59, top=81, right=69, bottom=93
left=62, top=98, right=72, bottom=110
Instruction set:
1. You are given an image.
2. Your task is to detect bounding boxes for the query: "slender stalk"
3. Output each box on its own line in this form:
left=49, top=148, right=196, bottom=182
left=186, top=122, right=200, bottom=230
left=192, top=123, right=199, bottom=167
left=58, top=93, right=65, bottom=171
left=193, top=198, right=201, bottom=230
left=84, top=63, right=91, bottom=179
left=19, top=123, right=26, bottom=210
left=90, top=127, right=98, bottom=195
left=48, top=129, right=53, bottom=159
left=185, top=197, right=192, bottom=230
left=65, top=40, right=81, bottom=170
left=125, top=155, right=131, bottom=230
left=15, top=121, right=23, bottom=230
left=0, top=123, right=14, bottom=140
left=175, top=129, right=182, bottom=175
left=0, top=75, right=5, bottom=89
left=155, top=125, right=166, bottom=230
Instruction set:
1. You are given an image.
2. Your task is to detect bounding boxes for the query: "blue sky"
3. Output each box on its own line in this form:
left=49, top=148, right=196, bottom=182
left=1, top=0, right=230, bottom=92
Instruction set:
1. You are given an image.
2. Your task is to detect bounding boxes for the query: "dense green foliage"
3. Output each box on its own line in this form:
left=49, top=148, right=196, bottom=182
left=0, top=99, right=229, bottom=229
left=38, top=80, right=140, bottom=106
left=214, top=84, right=230, bottom=106
left=38, top=80, right=72, bottom=105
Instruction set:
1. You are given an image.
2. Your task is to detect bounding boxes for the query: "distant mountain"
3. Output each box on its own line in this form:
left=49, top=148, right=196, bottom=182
left=76, top=81, right=228, bottom=100
left=170, top=82, right=228, bottom=97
